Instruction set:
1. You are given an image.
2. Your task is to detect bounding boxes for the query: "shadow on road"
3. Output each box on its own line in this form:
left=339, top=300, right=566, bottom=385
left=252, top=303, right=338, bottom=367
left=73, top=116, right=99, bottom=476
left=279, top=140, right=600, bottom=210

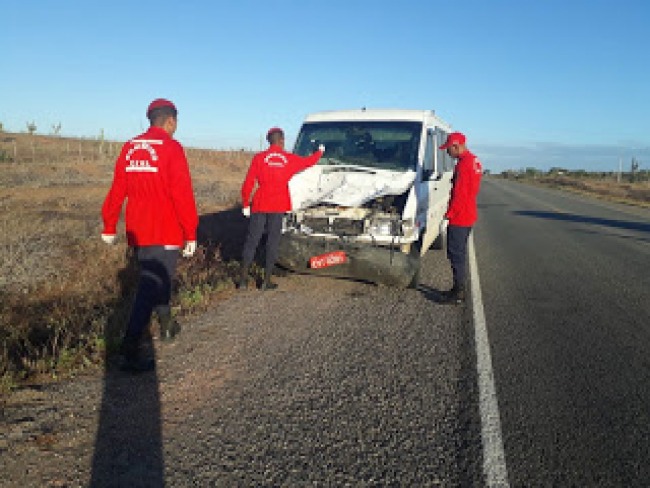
left=417, top=284, right=448, bottom=304
left=87, top=208, right=254, bottom=486
left=90, top=250, right=164, bottom=487
left=514, top=210, right=650, bottom=234
left=572, top=228, right=650, bottom=244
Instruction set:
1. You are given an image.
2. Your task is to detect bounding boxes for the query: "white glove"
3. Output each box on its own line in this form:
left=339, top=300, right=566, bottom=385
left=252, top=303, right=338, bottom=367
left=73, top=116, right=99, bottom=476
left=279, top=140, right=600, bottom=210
left=101, top=234, right=117, bottom=245
left=318, top=144, right=325, bottom=153
left=182, top=241, right=197, bottom=258
left=242, top=207, right=251, bottom=218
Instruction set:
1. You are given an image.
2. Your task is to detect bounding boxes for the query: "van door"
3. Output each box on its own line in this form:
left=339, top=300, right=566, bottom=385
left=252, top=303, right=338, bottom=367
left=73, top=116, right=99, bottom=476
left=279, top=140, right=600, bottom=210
left=421, top=128, right=452, bottom=252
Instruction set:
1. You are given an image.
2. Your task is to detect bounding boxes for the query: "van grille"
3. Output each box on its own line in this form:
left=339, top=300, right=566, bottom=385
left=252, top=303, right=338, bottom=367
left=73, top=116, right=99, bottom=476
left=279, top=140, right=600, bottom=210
left=302, top=217, right=364, bottom=236
left=333, top=219, right=364, bottom=235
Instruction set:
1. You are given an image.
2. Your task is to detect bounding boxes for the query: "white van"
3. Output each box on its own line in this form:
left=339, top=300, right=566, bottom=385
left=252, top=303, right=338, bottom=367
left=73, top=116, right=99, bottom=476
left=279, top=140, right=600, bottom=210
left=277, top=109, right=456, bottom=287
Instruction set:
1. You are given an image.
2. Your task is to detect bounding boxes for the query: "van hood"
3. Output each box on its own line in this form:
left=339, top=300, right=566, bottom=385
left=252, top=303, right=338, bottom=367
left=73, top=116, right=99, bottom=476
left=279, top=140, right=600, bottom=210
left=289, top=164, right=416, bottom=209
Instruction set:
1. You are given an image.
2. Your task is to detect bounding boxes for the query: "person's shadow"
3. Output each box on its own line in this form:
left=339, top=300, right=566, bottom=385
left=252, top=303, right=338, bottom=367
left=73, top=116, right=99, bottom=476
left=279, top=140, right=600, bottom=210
left=197, top=206, right=249, bottom=261
left=89, top=206, right=275, bottom=486
left=198, top=205, right=281, bottom=284
left=417, top=283, right=449, bottom=304
left=90, top=248, right=164, bottom=487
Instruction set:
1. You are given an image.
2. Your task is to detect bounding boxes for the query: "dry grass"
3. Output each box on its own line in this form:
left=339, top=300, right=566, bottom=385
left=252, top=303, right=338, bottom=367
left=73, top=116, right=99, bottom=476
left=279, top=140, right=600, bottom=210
left=0, top=132, right=252, bottom=394
left=507, top=173, right=650, bottom=208
left=547, top=176, right=650, bottom=207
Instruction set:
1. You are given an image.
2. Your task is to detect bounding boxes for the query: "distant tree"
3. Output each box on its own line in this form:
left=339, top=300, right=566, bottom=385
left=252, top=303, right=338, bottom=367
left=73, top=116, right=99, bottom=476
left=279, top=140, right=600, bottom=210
left=525, top=167, right=541, bottom=178
left=26, top=121, right=37, bottom=135
left=51, top=122, right=62, bottom=136
left=0, top=121, right=4, bottom=133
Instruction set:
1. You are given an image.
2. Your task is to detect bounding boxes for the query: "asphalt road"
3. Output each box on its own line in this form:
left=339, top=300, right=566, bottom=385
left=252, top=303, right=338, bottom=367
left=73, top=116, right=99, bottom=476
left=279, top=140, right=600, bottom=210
left=473, top=178, right=650, bottom=486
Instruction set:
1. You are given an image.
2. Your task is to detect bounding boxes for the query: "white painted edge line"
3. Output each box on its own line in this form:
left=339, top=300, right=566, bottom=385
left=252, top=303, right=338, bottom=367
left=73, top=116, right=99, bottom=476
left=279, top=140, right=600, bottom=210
left=469, top=234, right=510, bottom=487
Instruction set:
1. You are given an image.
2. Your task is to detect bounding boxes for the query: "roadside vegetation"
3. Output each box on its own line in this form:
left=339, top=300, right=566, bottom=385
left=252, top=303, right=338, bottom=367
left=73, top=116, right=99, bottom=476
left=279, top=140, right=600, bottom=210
left=498, top=166, right=650, bottom=208
left=0, top=132, right=253, bottom=395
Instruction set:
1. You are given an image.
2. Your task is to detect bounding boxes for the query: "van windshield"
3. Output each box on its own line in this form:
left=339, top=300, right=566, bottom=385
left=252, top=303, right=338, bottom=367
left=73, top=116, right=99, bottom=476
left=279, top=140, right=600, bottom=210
left=294, top=121, right=422, bottom=171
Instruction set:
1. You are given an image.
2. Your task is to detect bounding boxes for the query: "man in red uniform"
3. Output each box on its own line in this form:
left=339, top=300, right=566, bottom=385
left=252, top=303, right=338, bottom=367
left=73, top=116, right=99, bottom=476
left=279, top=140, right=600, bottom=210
left=438, top=132, right=482, bottom=305
left=239, top=127, right=324, bottom=290
left=101, top=98, right=198, bottom=371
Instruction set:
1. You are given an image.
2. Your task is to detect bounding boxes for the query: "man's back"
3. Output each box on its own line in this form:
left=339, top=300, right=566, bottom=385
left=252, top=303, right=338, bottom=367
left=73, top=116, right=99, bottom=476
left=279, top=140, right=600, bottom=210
left=242, top=145, right=322, bottom=213
left=102, top=126, right=197, bottom=247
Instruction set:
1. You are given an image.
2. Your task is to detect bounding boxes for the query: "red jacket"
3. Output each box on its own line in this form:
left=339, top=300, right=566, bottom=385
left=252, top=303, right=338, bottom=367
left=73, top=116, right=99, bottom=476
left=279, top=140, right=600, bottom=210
left=445, top=150, right=483, bottom=226
left=102, top=126, right=198, bottom=247
left=241, top=145, right=322, bottom=212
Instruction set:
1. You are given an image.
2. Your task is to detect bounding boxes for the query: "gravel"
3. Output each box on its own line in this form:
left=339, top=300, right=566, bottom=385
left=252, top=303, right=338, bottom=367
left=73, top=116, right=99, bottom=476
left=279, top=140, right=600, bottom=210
left=1, top=250, right=483, bottom=487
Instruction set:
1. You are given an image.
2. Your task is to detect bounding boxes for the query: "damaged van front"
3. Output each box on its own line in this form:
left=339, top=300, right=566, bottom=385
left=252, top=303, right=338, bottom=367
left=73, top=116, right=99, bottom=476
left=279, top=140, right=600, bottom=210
left=278, top=109, right=455, bottom=287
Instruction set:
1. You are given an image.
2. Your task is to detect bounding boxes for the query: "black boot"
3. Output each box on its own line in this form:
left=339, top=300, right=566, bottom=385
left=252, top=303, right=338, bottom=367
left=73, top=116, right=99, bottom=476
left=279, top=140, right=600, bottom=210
left=158, top=311, right=181, bottom=341
left=119, top=336, right=155, bottom=373
left=440, top=284, right=466, bottom=305
left=260, top=268, right=278, bottom=291
left=238, top=265, right=250, bottom=290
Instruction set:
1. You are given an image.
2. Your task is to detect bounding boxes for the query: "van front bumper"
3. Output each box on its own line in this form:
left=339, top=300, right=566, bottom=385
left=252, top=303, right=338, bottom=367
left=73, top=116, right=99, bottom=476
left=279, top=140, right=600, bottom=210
left=277, top=233, right=419, bottom=287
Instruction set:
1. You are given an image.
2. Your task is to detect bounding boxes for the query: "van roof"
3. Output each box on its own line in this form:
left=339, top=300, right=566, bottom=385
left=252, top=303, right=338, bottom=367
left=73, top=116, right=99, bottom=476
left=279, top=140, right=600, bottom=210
left=303, top=108, right=452, bottom=130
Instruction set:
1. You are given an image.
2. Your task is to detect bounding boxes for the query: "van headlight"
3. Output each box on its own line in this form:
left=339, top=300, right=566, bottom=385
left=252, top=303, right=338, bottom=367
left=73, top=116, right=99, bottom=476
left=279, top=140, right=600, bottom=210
left=401, top=218, right=417, bottom=239
left=368, top=219, right=400, bottom=236
left=283, top=213, right=298, bottom=231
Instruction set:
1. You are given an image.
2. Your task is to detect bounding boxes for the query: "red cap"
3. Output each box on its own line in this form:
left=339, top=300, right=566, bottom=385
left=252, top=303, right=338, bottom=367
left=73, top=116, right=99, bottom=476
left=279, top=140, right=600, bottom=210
left=266, top=127, right=284, bottom=141
left=147, top=98, right=176, bottom=116
left=439, top=132, right=466, bottom=149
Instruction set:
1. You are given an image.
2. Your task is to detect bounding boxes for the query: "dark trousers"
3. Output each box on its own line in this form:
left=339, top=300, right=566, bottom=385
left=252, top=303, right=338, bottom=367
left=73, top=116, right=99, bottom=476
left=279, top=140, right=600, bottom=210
left=126, top=246, right=179, bottom=341
left=241, top=212, right=283, bottom=277
left=447, top=225, right=472, bottom=289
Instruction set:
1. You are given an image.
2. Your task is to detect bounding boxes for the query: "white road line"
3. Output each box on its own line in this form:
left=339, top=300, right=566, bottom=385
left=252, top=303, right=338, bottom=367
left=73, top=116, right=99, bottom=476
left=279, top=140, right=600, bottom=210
left=469, top=234, right=510, bottom=487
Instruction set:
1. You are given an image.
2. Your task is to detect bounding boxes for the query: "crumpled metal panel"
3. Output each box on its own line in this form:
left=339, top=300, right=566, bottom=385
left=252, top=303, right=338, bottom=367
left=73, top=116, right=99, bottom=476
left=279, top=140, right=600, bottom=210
left=289, top=165, right=416, bottom=209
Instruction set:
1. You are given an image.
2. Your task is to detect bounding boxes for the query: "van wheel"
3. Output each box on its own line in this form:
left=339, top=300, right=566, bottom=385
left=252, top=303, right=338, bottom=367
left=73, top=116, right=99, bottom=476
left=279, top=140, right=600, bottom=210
left=407, top=240, right=422, bottom=289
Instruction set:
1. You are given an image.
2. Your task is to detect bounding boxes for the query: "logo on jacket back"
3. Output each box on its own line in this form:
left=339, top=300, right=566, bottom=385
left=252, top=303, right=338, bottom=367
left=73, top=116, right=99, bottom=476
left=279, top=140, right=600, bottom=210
left=125, top=139, right=161, bottom=172
left=264, top=152, right=288, bottom=168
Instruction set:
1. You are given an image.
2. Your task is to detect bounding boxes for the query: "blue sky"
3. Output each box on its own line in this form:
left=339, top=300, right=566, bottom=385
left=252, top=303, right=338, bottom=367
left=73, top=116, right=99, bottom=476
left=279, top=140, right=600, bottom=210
left=2, top=0, right=649, bottom=173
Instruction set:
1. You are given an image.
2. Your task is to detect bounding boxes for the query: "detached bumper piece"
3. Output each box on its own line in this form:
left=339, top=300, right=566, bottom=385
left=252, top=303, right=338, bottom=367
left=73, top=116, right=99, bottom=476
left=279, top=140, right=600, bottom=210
left=277, top=234, right=418, bottom=287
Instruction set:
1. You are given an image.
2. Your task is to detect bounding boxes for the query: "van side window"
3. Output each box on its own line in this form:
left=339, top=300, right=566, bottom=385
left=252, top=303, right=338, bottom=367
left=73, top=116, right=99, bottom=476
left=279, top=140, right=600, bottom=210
left=437, top=129, right=453, bottom=172
left=423, top=129, right=434, bottom=177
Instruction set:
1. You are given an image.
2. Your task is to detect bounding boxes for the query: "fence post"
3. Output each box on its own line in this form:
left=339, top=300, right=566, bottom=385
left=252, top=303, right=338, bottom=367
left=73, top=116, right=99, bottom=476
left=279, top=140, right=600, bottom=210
left=98, top=129, right=105, bottom=162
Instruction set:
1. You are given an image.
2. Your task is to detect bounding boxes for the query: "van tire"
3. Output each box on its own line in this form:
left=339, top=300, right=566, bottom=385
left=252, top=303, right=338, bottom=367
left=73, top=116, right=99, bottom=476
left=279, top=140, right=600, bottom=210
left=407, top=240, right=422, bottom=289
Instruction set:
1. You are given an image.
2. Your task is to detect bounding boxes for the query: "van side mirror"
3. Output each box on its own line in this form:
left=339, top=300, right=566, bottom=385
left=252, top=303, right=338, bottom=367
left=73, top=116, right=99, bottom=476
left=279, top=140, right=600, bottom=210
left=422, top=169, right=443, bottom=181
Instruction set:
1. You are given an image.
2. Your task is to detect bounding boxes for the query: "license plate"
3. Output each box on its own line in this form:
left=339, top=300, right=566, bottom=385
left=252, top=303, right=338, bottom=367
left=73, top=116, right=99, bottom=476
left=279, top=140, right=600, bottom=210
left=309, top=251, right=347, bottom=269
